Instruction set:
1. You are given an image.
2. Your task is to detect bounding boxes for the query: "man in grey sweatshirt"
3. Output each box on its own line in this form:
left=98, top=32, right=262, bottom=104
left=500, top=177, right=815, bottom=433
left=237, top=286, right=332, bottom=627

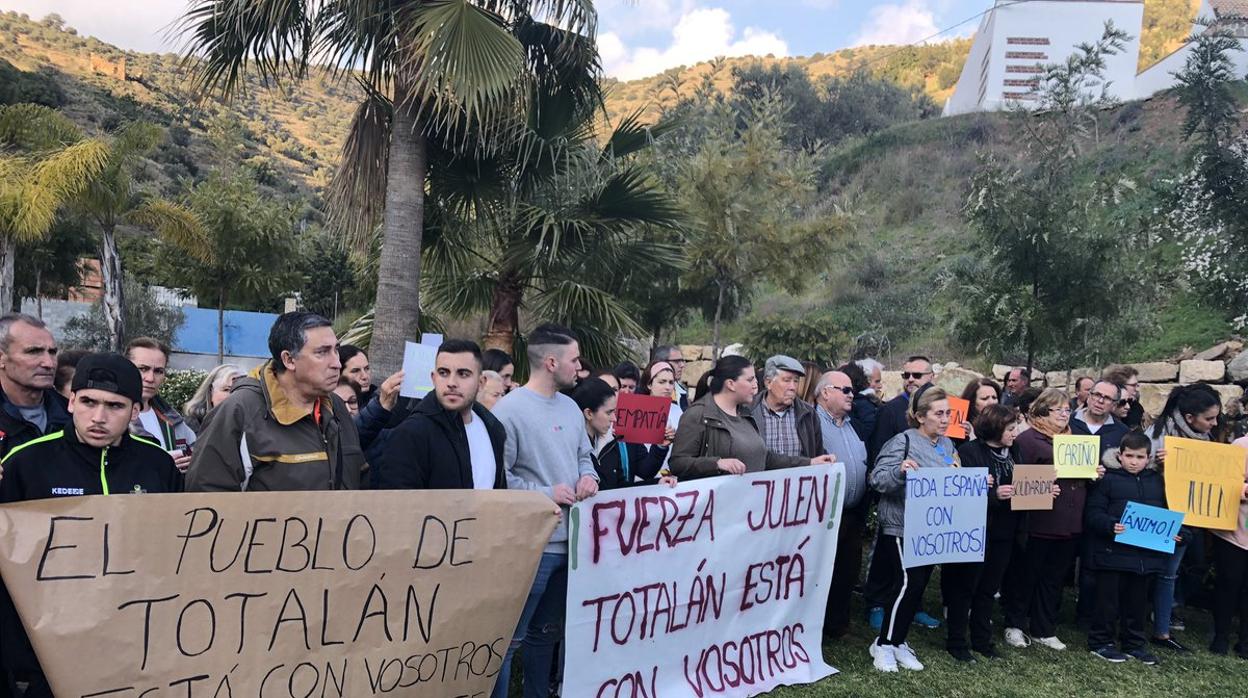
left=490, top=323, right=598, bottom=698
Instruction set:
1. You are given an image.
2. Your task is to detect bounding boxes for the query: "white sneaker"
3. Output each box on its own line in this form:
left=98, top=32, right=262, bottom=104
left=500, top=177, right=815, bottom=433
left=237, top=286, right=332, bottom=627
left=1004, top=627, right=1031, bottom=648
left=893, top=643, right=925, bottom=671
left=1033, top=635, right=1067, bottom=650
left=870, top=641, right=898, bottom=673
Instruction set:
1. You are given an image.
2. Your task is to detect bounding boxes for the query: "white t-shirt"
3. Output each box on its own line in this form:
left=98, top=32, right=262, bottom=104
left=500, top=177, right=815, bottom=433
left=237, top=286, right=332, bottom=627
left=138, top=409, right=162, bottom=445
left=464, top=413, right=497, bottom=490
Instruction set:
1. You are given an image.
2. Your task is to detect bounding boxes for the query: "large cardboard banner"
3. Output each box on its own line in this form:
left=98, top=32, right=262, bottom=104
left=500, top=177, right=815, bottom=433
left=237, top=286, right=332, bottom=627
left=1165, top=436, right=1247, bottom=530
left=564, top=464, right=845, bottom=698
left=0, top=490, right=558, bottom=698
left=902, top=467, right=989, bottom=568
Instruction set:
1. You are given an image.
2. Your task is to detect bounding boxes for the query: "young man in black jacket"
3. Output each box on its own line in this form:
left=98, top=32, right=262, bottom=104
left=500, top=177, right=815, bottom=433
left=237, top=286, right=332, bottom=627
left=378, top=340, right=506, bottom=490
left=0, top=352, right=181, bottom=697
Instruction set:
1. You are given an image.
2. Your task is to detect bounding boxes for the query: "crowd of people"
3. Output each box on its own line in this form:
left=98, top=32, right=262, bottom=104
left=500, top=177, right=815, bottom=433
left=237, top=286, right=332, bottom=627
left=0, top=309, right=1246, bottom=695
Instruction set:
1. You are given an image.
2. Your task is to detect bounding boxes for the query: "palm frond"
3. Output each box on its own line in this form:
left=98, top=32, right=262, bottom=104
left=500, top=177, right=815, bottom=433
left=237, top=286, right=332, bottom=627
left=128, top=200, right=213, bottom=264
left=532, top=279, right=645, bottom=338
left=314, top=0, right=398, bottom=90
left=327, top=88, right=392, bottom=255
left=110, top=122, right=164, bottom=165
left=11, top=139, right=111, bottom=242
left=177, top=0, right=315, bottom=95
left=580, top=166, right=682, bottom=227
left=601, top=109, right=678, bottom=161
left=338, top=306, right=446, bottom=350
left=395, top=0, right=527, bottom=141
left=0, top=104, right=83, bottom=151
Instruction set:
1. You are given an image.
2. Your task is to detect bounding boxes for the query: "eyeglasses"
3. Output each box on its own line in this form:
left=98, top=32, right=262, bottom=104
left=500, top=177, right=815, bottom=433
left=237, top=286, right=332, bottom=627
left=902, top=372, right=931, bottom=380
left=935, top=443, right=955, bottom=466
left=825, top=386, right=854, bottom=395
left=1089, top=392, right=1116, bottom=403
left=1053, top=407, right=1072, bottom=415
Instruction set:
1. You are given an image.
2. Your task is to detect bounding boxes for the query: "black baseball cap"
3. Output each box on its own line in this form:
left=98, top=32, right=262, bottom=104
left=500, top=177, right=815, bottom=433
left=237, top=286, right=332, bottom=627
left=71, top=352, right=143, bottom=404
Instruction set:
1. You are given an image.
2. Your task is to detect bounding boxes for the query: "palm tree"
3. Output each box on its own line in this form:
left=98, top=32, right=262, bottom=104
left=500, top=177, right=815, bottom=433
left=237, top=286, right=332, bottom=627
left=178, top=0, right=600, bottom=375
left=423, top=92, right=683, bottom=367
left=76, top=122, right=202, bottom=350
left=0, top=104, right=109, bottom=312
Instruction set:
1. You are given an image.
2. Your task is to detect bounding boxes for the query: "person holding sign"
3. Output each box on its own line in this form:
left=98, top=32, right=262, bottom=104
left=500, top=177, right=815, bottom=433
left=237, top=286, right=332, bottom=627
left=572, top=377, right=674, bottom=489
left=868, top=385, right=960, bottom=673
left=1071, top=380, right=1128, bottom=452
left=377, top=340, right=506, bottom=490
left=1083, top=432, right=1171, bottom=665
left=638, top=360, right=681, bottom=441
left=491, top=323, right=598, bottom=698
left=1148, top=385, right=1222, bottom=650
left=1212, top=434, right=1248, bottom=655
left=0, top=352, right=182, bottom=697
left=670, top=356, right=834, bottom=478
left=952, top=404, right=1031, bottom=660
left=1004, top=389, right=1102, bottom=652
left=957, top=378, right=1001, bottom=445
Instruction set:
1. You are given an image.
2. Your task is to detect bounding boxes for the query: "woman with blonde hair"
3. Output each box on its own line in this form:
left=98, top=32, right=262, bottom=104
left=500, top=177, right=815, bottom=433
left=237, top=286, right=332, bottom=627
left=869, top=385, right=960, bottom=673
left=182, top=364, right=243, bottom=433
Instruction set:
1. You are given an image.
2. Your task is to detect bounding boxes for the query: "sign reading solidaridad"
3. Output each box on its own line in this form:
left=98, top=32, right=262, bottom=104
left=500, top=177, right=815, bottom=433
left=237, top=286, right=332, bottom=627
left=0, top=490, right=558, bottom=698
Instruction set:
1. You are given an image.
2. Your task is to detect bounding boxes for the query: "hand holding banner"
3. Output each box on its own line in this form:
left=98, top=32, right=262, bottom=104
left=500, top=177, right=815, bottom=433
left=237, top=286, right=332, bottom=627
left=944, top=397, right=970, bottom=440
left=1011, top=464, right=1057, bottom=511
left=1054, top=434, right=1101, bottom=479
left=1115, top=501, right=1184, bottom=553
left=1164, top=436, right=1246, bottom=530
left=613, top=392, right=672, bottom=444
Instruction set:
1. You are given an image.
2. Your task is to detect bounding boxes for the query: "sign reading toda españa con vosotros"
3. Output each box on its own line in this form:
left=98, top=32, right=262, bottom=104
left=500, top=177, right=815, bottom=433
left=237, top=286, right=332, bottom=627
left=564, top=463, right=846, bottom=698
left=0, top=490, right=558, bottom=697
left=902, top=467, right=989, bottom=568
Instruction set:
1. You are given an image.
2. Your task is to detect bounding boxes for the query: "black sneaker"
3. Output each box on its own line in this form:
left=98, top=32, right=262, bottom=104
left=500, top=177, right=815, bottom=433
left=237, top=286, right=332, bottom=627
left=1128, top=649, right=1160, bottom=666
left=1091, top=646, right=1129, bottom=663
left=947, top=648, right=977, bottom=663
left=1170, top=614, right=1186, bottom=631
left=974, top=645, right=1003, bottom=659
left=1151, top=636, right=1190, bottom=652
left=1211, top=637, right=1231, bottom=656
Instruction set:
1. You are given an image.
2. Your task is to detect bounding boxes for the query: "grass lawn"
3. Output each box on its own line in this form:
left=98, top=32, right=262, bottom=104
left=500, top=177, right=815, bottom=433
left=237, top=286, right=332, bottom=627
left=772, top=572, right=1243, bottom=697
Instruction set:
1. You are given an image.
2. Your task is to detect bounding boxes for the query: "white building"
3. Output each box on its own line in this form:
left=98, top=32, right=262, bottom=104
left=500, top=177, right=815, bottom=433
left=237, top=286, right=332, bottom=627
left=1136, top=0, right=1248, bottom=100
left=943, top=0, right=1145, bottom=116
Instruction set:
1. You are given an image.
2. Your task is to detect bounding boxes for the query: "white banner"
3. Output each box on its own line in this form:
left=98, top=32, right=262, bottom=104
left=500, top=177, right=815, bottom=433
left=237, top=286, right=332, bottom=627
left=565, top=463, right=845, bottom=697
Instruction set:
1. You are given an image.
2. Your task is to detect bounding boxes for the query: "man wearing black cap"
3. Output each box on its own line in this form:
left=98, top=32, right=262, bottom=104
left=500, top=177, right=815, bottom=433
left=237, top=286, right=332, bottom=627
left=0, top=353, right=180, bottom=697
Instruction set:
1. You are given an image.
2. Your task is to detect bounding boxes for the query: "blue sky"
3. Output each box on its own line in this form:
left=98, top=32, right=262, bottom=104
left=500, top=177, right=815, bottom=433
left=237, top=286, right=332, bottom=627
left=1, top=0, right=985, bottom=80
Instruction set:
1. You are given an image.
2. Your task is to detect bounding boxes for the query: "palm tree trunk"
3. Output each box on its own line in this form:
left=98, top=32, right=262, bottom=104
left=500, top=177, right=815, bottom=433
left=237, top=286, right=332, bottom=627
left=217, top=286, right=225, bottom=365
left=483, top=271, right=524, bottom=352
left=368, top=86, right=426, bottom=377
left=0, top=236, right=14, bottom=314
left=99, top=223, right=126, bottom=351
left=712, top=277, right=726, bottom=359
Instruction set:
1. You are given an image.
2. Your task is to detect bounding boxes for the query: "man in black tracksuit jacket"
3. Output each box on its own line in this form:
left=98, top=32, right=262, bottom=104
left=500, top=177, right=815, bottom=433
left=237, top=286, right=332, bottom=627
left=0, top=353, right=181, bottom=697
left=377, top=340, right=507, bottom=490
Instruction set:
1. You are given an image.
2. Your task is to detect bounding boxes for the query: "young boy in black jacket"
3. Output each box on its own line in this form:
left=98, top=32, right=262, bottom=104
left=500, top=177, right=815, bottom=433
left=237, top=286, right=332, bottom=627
left=1084, top=431, right=1177, bottom=665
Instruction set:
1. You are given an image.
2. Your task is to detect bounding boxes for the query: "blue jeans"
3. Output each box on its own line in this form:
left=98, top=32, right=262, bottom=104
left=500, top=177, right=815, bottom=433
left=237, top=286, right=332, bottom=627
left=1154, top=539, right=1188, bottom=637
left=492, top=552, right=568, bottom=698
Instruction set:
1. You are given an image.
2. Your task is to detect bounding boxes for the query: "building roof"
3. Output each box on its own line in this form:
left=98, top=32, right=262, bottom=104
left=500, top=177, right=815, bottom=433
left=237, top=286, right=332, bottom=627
left=1211, top=0, right=1248, bottom=18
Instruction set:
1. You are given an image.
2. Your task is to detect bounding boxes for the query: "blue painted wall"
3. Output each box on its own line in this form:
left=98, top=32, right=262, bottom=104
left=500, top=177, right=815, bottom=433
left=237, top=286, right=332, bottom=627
left=173, top=307, right=276, bottom=358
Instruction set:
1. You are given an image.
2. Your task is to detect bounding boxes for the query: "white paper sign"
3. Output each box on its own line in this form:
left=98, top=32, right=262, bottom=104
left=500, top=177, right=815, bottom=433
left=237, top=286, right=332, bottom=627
left=565, top=464, right=845, bottom=697
left=901, top=467, right=989, bottom=568
left=420, top=332, right=444, bottom=347
left=399, top=341, right=437, bottom=398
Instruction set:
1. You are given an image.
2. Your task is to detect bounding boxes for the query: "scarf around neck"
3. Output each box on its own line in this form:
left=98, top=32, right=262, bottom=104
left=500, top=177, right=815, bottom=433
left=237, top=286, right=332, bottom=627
left=1162, top=408, right=1208, bottom=441
left=1029, top=413, right=1070, bottom=439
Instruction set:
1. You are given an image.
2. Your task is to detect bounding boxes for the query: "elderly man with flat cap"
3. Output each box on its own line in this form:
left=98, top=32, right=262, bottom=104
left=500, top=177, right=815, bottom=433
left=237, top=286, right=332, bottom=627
left=750, top=354, right=826, bottom=460
left=0, top=353, right=181, bottom=698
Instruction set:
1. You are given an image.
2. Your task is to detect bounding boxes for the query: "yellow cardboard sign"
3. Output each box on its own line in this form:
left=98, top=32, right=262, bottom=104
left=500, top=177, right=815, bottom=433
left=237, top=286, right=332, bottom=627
left=1053, top=434, right=1101, bottom=479
left=1165, top=436, right=1246, bottom=530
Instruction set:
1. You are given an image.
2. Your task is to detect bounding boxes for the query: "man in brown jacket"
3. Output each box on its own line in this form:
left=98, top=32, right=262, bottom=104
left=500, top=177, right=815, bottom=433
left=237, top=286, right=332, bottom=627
left=186, top=312, right=364, bottom=491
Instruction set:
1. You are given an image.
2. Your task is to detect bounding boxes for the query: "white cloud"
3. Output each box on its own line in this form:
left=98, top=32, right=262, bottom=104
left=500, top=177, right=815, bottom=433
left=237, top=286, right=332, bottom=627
left=603, top=7, right=788, bottom=80
left=852, top=0, right=941, bottom=47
